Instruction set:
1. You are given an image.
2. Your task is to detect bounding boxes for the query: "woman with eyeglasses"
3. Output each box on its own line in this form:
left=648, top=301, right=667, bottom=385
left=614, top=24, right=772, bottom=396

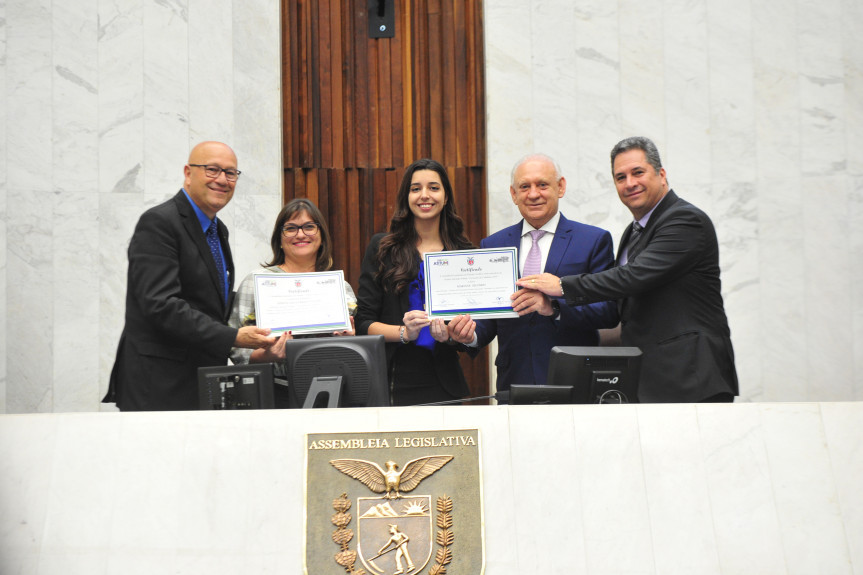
left=356, top=159, right=474, bottom=406
left=228, top=198, right=356, bottom=366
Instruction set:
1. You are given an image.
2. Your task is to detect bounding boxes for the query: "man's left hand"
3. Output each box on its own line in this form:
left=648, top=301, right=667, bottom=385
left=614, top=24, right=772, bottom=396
left=511, top=288, right=555, bottom=316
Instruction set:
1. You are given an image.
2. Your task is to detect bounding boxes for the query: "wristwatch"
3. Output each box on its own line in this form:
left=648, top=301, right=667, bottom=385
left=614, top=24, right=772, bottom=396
left=550, top=298, right=561, bottom=318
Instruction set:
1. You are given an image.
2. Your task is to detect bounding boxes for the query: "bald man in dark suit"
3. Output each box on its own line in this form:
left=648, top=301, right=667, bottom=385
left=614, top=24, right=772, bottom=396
left=104, top=141, right=277, bottom=411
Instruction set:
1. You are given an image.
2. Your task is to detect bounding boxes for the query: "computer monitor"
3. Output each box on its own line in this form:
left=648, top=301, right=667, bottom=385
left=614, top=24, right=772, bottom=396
left=509, top=384, right=575, bottom=405
left=546, top=346, right=643, bottom=404
left=198, top=363, right=277, bottom=409
left=282, top=335, right=389, bottom=408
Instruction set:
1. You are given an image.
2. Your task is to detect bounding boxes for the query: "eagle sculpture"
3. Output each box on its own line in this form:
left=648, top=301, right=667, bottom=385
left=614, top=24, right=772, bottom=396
left=330, top=456, right=454, bottom=499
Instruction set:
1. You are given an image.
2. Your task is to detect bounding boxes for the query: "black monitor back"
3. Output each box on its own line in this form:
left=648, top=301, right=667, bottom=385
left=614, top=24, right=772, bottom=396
left=547, top=346, right=642, bottom=404
left=198, top=363, right=276, bottom=409
left=283, top=335, right=389, bottom=408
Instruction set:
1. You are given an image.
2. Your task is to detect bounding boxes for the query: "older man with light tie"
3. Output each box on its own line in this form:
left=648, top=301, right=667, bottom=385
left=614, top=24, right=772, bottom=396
left=448, top=153, right=618, bottom=399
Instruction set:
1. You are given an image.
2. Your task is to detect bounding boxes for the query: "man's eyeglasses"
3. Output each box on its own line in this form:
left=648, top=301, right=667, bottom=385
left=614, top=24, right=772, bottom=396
left=282, top=223, right=319, bottom=237
left=189, top=164, right=242, bottom=182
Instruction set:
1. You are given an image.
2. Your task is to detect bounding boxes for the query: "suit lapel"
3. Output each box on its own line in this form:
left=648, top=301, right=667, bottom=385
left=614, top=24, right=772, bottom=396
left=175, top=191, right=228, bottom=314
left=545, top=216, right=572, bottom=275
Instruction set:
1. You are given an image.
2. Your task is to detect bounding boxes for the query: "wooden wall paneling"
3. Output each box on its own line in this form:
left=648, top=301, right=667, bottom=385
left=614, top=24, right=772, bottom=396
left=328, top=0, right=345, bottom=169
left=372, top=168, right=389, bottom=233
left=411, top=0, right=429, bottom=159
left=328, top=169, right=346, bottom=274
left=426, top=3, right=444, bottom=162
left=452, top=1, right=468, bottom=166
left=300, top=0, right=315, bottom=167
left=282, top=0, right=299, bottom=166
left=352, top=5, right=370, bottom=167
left=468, top=4, right=484, bottom=164
left=441, top=0, right=457, bottom=166
left=399, top=1, right=413, bottom=166
left=377, top=36, right=394, bottom=167
left=346, top=168, right=362, bottom=285
left=389, top=7, right=405, bottom=168
left=317, top=0, right=333, bottom=168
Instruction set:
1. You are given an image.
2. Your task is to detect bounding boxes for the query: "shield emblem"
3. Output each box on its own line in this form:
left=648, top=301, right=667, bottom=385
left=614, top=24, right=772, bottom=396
left=357, top=495, right=432, bottom=574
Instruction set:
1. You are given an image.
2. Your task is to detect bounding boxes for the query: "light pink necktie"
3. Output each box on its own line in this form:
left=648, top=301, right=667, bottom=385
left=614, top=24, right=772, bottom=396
left=522, top=229, right=546, bottom=276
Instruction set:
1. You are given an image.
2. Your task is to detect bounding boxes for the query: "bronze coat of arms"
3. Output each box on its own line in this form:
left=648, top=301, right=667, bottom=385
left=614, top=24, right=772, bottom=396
left=305, top=429, right=484, bottom=575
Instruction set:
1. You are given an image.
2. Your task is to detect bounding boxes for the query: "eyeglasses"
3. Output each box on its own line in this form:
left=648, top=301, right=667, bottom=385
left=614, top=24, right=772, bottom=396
left=189, top=164, right=242, bottom=182
left=282, top=223, right=319, bottom=237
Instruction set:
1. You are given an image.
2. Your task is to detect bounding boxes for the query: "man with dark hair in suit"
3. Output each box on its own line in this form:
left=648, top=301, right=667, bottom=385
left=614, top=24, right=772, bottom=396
left=447, top=154, right=618, bottom=396
left=104, top=141, right=277, bottom=411
left=518, top=137, right=738, bottom=403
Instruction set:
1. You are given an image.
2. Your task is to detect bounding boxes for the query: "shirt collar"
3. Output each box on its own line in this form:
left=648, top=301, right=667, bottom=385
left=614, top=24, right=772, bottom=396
left=182, top=188, right=217, bottom=232
left=521, top=210, right=561, bottom=237
left=635, top=193, right=666, bottom=228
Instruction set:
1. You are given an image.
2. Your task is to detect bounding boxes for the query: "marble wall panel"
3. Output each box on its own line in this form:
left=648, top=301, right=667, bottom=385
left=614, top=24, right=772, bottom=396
left=508, top=406, right=587, bottom=574
left=143, top=0, right=190, bottom=200
left=760, top=403, right=853, bottom=574
left=5, top=0, right=52, bottom=192
left=853, top=176, right=863, bottom=398
left=803, top=175, right=853, bottom=400
left=618, top=0, right=666, bottom=148
left=821, top=402, right=863, bottom=570
left=707, top=0, right=756, bottom=183
left=0, top=414, right=59, bottom=573
left=752, top=0, right=800, bottom=179
left=698, top=404, right=787, bottom=574
left=662, top=0, right=711, bottom=186
left=97, top=0, right=144, bottom=196
left=714, top=182, right=760, bottom=400
left=52, top=1, right=98, bottom=195
left=228, top=0, right=283, bottom=277
left=845, top=0, right=863, bottom=176
left=639, top=405, right=720, bottom=575
left=483, top=1, right=534, bottom=233
left=7, top=189, right=54, bottom=413
left=0, top=0, right=7, bottom=414
left=53, top=192, right=100, bottom=412
left=798, top=0, right=845, bottom=176
left=188, top=0, right=234, bottom=143
left=572, top=406, right=654, bottom=573
left=569, top=1, right=622, bottom=232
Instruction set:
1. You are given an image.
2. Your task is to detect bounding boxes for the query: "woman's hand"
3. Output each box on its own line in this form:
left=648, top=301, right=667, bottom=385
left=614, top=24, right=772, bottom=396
left=249, top=331, right=291, bottom=363
left=402, top=310, right=431, bottom=341
left=428, top=318, right=450, bottom=343
left=333, top=316, right=356, bottom=337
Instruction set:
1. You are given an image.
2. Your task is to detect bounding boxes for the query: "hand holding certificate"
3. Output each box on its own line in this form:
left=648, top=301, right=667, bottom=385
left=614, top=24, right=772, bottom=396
left=253, top=271, right=352, bottom=335
left=423, top=248, right=519, bottom=320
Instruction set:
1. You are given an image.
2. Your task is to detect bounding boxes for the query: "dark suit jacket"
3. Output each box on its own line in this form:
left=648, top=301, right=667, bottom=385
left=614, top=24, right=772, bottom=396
left=474, top=214, right=619, bottom=391
left=561, top=191, right=738, bottom=402
left=355, top=233, right=470, bottom=403
left=106, top=190, right=238, bottom=411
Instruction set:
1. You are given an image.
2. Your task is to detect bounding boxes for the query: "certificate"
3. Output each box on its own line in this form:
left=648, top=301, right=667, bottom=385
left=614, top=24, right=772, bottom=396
left=253, top=271, right=352, bottom=335
left=424, top=248, right=519, bottom=320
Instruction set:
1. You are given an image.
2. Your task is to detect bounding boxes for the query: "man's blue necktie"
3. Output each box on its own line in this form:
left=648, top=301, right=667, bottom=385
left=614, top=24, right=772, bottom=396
left=206, top=220, right=226, bottom=303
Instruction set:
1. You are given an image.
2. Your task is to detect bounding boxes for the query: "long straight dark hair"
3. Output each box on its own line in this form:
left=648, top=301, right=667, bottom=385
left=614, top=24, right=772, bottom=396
left=377, top=158, right=473, bottom=293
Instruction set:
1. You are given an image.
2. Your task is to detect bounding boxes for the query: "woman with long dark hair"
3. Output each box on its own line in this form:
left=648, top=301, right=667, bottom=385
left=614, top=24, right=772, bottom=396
left=356, top=158, right=474, bottom=405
